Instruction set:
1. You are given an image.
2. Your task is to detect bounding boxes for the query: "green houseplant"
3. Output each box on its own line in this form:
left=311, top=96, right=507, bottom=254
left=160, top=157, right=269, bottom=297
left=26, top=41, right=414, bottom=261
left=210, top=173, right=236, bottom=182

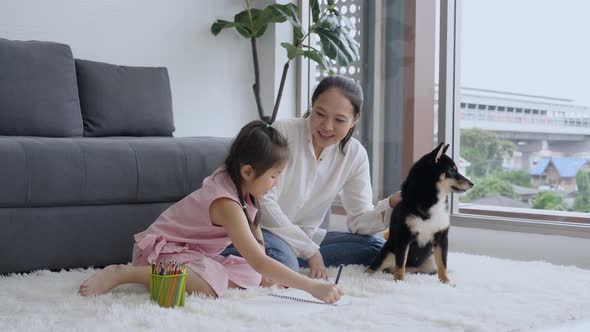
left=211, top=0, right=360, bottom=123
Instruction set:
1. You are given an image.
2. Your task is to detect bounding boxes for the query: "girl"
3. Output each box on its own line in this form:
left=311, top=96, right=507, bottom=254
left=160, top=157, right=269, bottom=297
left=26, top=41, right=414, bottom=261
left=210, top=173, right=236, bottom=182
left=223, top=76, right=402, bottom=280
left=79, top=120, right=343, bottom=304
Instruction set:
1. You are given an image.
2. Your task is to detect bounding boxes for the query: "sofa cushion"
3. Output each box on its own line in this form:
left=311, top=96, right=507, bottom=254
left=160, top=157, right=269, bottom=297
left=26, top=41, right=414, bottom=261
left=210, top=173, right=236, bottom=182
left=0, top=203, right=172, bottom=274
left=75, top=59, right=175, bottom=137
left=0, top=38, right=83, bottom=137
left=0, top=137, right=229, bottom=207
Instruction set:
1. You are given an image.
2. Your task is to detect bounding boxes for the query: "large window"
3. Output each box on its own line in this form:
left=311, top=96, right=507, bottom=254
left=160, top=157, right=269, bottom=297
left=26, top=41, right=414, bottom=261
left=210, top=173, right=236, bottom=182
left=440, top=0, right=590, bottom=234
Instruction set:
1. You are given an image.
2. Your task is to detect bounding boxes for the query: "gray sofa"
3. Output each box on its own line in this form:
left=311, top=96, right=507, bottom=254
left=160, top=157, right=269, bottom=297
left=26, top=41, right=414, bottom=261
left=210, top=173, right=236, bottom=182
left=0, top=38, right=230, bottom=274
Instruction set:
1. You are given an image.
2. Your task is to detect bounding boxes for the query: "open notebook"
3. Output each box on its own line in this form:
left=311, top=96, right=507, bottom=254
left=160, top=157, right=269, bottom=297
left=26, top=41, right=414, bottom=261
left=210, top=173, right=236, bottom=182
left=265, top=264, right=349, bottom=306
left=238, top=265, right=350, bottom=311
left=267, top=287, right=351, bottom=306
left=235, top=288, right=350, bottom=318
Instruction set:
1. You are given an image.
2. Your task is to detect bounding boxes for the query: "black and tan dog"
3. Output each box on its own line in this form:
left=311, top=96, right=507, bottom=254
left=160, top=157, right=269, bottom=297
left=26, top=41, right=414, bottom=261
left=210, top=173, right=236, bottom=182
left=367, top=143, right=473, bottom=284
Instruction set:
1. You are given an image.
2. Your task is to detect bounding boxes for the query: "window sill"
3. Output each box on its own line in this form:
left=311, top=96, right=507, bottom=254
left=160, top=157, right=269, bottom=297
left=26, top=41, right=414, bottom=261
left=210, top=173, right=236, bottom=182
left=459, top=204, right=590, bottom=224
left=451, top=212, right=590, bottom=239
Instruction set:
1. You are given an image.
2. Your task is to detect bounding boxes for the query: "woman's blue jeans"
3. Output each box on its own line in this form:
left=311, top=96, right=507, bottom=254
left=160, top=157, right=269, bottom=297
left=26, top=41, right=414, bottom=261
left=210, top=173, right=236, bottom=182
left=221, top=229, right=385, bottom=272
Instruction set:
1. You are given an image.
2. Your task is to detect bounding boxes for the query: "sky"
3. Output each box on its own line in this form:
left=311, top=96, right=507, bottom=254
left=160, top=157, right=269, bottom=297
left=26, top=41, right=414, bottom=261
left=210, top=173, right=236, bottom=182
left=459, top=0, right=590, bottom=106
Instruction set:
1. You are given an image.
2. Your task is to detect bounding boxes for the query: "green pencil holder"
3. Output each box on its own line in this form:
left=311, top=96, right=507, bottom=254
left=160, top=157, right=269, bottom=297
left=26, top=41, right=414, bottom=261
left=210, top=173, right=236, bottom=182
left=149, top=272, right=187, bottom=308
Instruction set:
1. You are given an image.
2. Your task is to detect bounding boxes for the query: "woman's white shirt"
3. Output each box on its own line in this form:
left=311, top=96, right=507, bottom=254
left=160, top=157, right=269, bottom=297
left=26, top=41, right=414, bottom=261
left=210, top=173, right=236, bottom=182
left=258, top=117, right=393, bottom=259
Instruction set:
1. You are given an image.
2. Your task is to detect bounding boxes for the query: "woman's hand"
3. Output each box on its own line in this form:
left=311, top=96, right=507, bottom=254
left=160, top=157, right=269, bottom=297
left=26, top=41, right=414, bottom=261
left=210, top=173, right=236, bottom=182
left=307, top=251, right=328, bottom=280
left=389, top=191, right=402, bottom=208
left=308, top=281, right=344, bottom=304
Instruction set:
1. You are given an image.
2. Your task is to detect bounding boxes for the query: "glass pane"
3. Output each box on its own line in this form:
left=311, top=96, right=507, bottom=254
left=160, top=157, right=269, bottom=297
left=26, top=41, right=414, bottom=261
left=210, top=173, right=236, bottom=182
left=309, top=0, right=365, bottom=142
left=434, top=0, right=440, bottom=147
left=457, top=0, right=590, bottom=221
left=307, top=0, right=368, bottom=209
left=311, top=1, right=364, bottom=85
left=305, top=0, right=435, bottom=205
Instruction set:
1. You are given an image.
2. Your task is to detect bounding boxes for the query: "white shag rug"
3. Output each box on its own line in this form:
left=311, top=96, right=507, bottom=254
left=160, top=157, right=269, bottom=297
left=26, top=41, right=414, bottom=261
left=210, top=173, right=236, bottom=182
left=1, top=253, right=590, bottom=332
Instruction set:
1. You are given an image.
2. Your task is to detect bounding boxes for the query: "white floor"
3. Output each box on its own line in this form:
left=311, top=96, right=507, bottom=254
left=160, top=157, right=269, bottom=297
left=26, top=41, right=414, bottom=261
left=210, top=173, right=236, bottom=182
left=531, top=320, right=590, bottom=332
left=1, top=252, right=590, bottom=332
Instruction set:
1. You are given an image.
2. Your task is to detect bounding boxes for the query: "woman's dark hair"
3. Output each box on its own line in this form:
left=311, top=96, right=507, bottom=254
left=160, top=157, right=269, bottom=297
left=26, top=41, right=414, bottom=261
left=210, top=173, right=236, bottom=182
left=305, top=75, right=363, bottom=153
left=224, top=120, right=289, bottom=245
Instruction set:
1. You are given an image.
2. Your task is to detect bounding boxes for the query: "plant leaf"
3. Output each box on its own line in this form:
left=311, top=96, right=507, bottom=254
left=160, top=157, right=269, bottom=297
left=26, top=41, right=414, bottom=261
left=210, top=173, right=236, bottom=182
left=317, top=14, right=339, bottom=30
left=250, top=6, right=286, bottom=37
left=269, top=4, right=301, bottom=28
left=211, top=20, right=238, bottom=36
left=315, top=16, right=360, bottom=66
left=293, top=26, right=304, bottom=44
left=254, top=24, right=268, bottom=38
left=281, top=42, right=304, bottom=60
left=339, top=16, right=354, bottom=30
left=235, top=25, right=252, bottom=39
left=234, top=8, right=264, bottom=38
left=281, top=43, right=331, bottom=70
left=302, top=49, right=330, bottom=70
left=254, top=3, right=303, bottom=41
left=311, top=0, right=320, bottom=23
left=265, top=4, right=303, bottom=40
left=235, top=8, right=262, bottom=26
left=232, top=4, right=302, bottom=39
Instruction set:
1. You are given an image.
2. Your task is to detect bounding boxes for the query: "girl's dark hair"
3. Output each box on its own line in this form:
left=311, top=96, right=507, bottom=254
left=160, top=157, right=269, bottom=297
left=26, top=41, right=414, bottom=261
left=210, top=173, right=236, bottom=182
left=305, top=75, right=363, bottom=152
left=224, top=120, right=289, bottom=246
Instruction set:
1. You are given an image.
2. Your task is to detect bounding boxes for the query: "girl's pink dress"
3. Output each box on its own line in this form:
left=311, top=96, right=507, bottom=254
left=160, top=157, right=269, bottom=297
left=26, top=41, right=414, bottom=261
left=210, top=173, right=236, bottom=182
left=132, top=168, right=262, bottom=296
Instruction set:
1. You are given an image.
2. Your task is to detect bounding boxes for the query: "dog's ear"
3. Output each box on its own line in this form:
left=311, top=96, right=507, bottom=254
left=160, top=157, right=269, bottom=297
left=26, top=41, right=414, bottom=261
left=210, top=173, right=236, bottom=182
left=431, top=142, right=445, bottom=155
left=442, top=144, right=450, bottom=154
left=434, top=142, right=445, bottom=163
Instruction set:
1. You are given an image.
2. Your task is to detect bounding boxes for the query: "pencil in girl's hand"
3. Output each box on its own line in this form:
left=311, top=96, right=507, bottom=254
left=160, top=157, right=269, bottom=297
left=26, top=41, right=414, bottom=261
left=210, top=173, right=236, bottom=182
left=335, top=264, right=344, bottom=284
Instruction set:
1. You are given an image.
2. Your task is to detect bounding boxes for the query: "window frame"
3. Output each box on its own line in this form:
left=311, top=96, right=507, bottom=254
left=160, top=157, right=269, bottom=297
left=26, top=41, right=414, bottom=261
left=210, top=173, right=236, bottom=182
left=439, top=0, right=590, bottom=239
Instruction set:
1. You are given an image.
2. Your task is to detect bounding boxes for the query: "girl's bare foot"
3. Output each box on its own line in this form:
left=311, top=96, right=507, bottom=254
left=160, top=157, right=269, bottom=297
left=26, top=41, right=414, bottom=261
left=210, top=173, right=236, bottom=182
left=79, top=265, right=127, bottom=297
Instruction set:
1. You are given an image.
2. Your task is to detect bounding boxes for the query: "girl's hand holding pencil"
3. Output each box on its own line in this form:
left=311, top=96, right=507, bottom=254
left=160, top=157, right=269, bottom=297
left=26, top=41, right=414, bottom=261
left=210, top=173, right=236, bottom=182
left=307, top=264, right=344, bottom=304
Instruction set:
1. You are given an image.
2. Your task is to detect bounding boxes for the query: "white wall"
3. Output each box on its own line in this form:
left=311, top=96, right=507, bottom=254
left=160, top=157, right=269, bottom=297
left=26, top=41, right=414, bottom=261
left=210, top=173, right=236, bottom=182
left=0, top=0, right=297, bottom=137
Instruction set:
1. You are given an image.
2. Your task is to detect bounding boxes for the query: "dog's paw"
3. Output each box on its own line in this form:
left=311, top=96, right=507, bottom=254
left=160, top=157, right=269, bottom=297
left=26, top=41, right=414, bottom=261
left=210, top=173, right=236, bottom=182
left=444, top=281, right=457, bottom=288
left=393, top=272, right=405, bottom=282
left=365, top=268, right=375, bottom=275
left=439, top=278, right=456, bottom=287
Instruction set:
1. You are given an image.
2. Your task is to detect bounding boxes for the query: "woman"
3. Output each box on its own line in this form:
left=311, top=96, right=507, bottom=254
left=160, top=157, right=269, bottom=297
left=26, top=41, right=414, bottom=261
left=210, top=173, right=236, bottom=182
left=223, top=76, right=401, bottom=279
